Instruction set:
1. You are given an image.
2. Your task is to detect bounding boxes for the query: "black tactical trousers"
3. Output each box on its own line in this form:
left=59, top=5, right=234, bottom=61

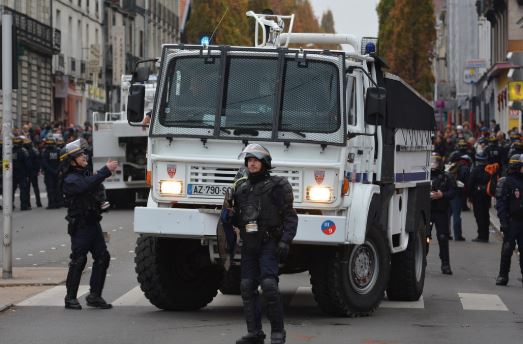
left=429, top=210, right=450, bottom=265
left=472, top=196, right=491, bottom=241
left=499, top=220, right=523, bottom=277
left=13, top=175, right=30, bottom=209
left=240, top=239, right=284, bottom=335
left=66, top=222, right=110, bottom=299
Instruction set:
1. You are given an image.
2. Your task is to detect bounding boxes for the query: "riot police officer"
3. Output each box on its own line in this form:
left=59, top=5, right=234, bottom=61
left=41, top=136, right=62, bottom=209
left=495, top=154, right=523, bottom=286
left=429, top=152, right=456, bottom=275
left=507, top=140, right=523, bottom=162
left=228, top=144, right=298, bottom=344
left=468, top=151, right=492, bottom=243
left=60, top=139, right=118, bottom=310
left=447, top=152, right=470, bottom=241
left=24, top=137, right=42, bottom=208
left=12, top=136, right=32, bottom=210
left=485, top=136, right=505, bottom=168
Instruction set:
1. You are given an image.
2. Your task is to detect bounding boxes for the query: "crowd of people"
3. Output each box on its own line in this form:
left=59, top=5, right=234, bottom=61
left=0, top=120, right=94, bottom=210
left=429, top=119, right=523, bottom=286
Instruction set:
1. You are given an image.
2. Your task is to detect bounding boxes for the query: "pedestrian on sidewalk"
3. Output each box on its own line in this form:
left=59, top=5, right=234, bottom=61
left=428, top=152, right=456, bottom=275
left=495, top=154, right=523, bottom=286
left=59, top=138, right=118, bottom=310
left=468, top=151, right=492, bottom=242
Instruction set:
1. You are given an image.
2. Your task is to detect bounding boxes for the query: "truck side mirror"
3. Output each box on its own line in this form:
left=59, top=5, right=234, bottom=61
left=132, top=66, right=150, bottom=83
left=127, top=84, right=145, bottom=123
left=365, top=87, right=386, bottom=125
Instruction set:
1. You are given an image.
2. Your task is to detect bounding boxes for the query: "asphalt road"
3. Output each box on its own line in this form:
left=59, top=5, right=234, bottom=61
left=1, top=198, right=522, bottom=344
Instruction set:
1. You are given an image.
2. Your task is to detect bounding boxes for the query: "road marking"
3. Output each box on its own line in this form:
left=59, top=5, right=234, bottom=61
left=17, top=286, right=89, bottom=306
left=381, top=296, right=425, bottom=309
left=290, top=287, right=317, bottom=307
left=208, top=291, right=243, bottom=308
left=458, top=293, right=508, bottom=311
left=113, top=286, right=150, bottom=306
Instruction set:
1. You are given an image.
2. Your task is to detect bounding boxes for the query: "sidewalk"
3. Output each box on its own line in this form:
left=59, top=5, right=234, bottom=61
left=0, top=267, right=67, bottom=312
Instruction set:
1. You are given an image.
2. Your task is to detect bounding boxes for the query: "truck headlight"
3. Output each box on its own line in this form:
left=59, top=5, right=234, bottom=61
left=307, top=186, right=333, bottom=202
left=160, top=180, right=183, bottom=195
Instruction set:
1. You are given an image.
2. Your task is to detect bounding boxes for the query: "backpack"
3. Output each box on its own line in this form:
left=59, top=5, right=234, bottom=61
left=484, top=163, right=500, bottom=197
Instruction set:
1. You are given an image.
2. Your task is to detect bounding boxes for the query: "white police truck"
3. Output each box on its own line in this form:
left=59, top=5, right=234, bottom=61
left=127, top=11, right=434, bottom=316
left=92, top=74, right=156, bottom=207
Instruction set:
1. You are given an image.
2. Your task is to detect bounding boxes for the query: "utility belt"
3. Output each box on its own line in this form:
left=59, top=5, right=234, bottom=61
left=65, top=212, right=102, bottom=234
left=241, top=224, right=282, bottom=255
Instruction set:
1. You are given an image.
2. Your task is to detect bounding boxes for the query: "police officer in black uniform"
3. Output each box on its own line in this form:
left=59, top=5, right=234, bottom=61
left=485, top=136, right=504, bottom=168
left=24, top=137, right=43, bottom=208
left=60, top=139, right=118, bottom=310
left=495, top=154, right=523, bottom=286
left=41, top=136, right=62, bottom=209
left=507, top=140, right=523, bottom=162
left=228, top=144, right=298, bottom=344
left=429, top=152, right=456, bottom=275
left=468, top=150, right=492, bottom=243
left=13, top=136, right=32, bottom=210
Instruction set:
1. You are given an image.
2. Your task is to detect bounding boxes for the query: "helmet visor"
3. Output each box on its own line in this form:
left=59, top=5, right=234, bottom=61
left=237, top=144, right=270, bottom=161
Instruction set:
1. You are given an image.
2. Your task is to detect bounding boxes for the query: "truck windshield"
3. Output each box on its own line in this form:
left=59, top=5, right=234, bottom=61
left=157, top=54, right=342, bottom=143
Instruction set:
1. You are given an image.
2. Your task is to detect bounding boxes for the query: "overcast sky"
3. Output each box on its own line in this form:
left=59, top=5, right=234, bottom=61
left=308, top=0, right=379, bottom=41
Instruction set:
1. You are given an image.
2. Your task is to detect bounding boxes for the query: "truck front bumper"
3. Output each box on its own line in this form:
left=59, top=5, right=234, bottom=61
left=134, top=207, right=348, bottom=244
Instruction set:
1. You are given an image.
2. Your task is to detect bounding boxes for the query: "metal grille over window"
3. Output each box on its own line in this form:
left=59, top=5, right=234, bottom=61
left=158, top=54, right=221, bottom=136
left=280, top=59, right=340, bottom=138
left=221, top=57, right=278, bottom=135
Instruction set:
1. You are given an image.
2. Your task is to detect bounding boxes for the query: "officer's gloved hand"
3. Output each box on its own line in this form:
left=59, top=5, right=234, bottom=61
left=277, top=241, right=290, bottom=263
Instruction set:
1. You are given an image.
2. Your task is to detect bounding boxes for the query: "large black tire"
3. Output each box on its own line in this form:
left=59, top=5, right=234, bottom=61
left=135, top=236, right=223, bottom=310
left=219, top=266, right=241, bottom=295
left=386, top=224, right=427, bottom=301
left=310, top=225, right=391, bottom=317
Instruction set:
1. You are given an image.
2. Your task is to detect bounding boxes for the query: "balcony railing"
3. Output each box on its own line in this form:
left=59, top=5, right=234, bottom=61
left=2, top=6, right=61, bottom=55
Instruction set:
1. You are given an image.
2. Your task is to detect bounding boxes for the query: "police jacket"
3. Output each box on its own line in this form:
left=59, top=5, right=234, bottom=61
left=430, top=169, right=456, bottom=212
left=41, top=146, right=61, bottom=176
left=63, top=165, right=111, bottom=224
left=467, top=163, right=491, bottom=199
left=485, top=144, right=505, bottom=167
left=26, top=145, right=41, bottom=175
left=232, top=172, right=298, bottom=244
left=12, top=145, right=32, bottom=176
left=496, top=172, right=523, bottom=226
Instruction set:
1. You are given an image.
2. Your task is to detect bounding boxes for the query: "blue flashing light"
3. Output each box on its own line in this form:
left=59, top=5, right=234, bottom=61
left=200, top=36, right=210, bottom=46
left=365, top=42, right=376, bottom=54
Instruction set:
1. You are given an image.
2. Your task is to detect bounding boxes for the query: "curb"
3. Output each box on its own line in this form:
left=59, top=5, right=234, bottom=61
left=0, top=303, right=13, bottom=312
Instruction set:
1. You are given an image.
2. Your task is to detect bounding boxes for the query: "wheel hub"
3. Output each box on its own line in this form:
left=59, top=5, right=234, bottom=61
left=349, top=242, right=379, bottom=294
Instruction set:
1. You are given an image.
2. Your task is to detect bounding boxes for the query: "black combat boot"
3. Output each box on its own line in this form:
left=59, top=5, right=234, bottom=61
left=270, top=331, right=286, bottom=344
left=86, top=293, right=112, bottom=309
left=236, top=331, right=266, bottom=344
left=441, top=263, right=453, bottom=275
left=64, top=296, right=82, bottom=310
left=495, top=275, right=508, bottom=286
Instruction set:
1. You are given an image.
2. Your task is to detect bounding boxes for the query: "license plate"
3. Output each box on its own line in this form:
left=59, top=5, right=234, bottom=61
left=187, top=184, right=230, bottom=197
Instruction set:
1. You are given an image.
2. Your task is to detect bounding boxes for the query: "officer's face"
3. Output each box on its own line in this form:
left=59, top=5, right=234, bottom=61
left=73, top=153, right=88, bottom=168
left=247, top=157, right=263, bottom=174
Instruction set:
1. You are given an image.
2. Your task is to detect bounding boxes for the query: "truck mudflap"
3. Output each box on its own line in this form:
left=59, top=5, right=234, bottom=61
left=134, top=207, right=347, bottom=244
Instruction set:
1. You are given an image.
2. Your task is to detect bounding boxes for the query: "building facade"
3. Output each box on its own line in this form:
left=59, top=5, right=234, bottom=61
left=475, top=0, right=523, bottom=133
left=53, top=0, right=105, bottom=128
left=104, top=0, right=180, bottom=113
left=0, top=0, right=61, bottom=128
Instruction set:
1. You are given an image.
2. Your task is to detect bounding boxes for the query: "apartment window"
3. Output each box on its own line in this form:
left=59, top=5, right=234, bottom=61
left=112, top=12, right=116, bottom=26
left=96, top=1, right=99, bottom=18
left=139, top=30, right=144, bottom=57
left=87, top=0, right=90, bottom=14
left=78, top=0, right=82, bottom=7
left=56, top=9, right=61, bottom=28
left=95, top=28, right=99, bottom=45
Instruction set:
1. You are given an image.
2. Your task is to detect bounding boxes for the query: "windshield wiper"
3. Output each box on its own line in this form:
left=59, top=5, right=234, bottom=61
left=233, top=128, right=259, bottom=136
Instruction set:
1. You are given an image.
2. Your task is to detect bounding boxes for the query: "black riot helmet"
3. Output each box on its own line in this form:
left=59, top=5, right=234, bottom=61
left=430, top=152, right=444, bottom=171
left=238, top=143, right=272, bottom=169
left=508, top=154, right=523, bottom=171
left=457, top=139, right=468, bottom=150
left=59, top=138, right=87, bottom=163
